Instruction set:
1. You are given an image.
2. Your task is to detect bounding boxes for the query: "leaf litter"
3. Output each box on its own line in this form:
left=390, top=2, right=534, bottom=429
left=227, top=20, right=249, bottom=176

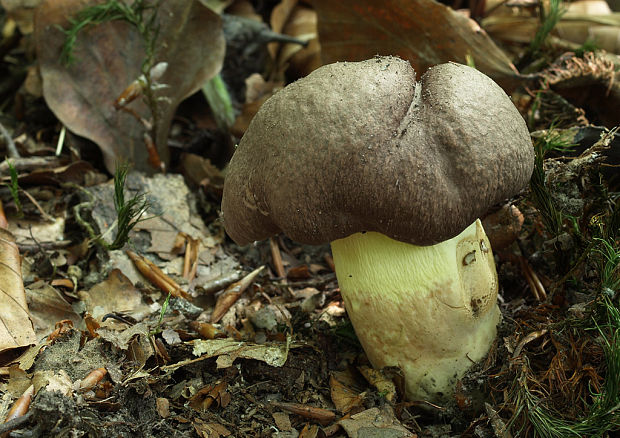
left=0, top=1, right=620, bottom=437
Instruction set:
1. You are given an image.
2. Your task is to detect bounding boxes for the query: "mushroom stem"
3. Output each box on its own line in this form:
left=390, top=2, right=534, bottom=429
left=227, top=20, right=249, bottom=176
left=330, top=219, right=501, bottom=402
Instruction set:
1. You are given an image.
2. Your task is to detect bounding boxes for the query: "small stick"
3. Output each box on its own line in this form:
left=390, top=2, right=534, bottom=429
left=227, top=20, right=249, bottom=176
left=512, top=329, right=548, bottom=359
left=0, top=411, right=33, bottom=435
left=270, top=236, right=286, bottom=278
left=519, top=256, right=546, bottom=301
left=270, top=401, right=336, bottom=425
left=0, top=121, right=19, bottom=158
left=183, top=237, right=192, bottom=278
left=127, top=250, right=190, bottom=299
left=211, top=266, right=265, bottom=323
left=19, top=189, right=56, bottom=222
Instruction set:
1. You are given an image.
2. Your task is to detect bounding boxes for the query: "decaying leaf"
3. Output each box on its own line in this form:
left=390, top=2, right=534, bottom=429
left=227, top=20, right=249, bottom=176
left=330, top=371, right=365, bottom=415
left=0, top=228, right=37, bottom=357
left=188, top=381, right=230, bottom=411
left=192, top=335, right=291, bottom=368
left=314, top=0, right=516, bottom=82
left=357, top=366, right=397, bottom=403
left=34, top=0, right=225, bottom=172
left=78, top=269, right=153, bottom=323
left=338, top=406, right=413, bottom=438
left=25, top=281, right=81, bottom=339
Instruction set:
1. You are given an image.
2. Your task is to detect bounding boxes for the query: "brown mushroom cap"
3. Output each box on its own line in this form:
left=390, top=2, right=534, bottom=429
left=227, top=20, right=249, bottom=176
left=222, top=56, right=533, bottom=246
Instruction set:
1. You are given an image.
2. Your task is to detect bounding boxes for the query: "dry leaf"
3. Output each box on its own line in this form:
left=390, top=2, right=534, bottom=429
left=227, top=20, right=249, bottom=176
left=338, top=406, right=414, bottom=438
left=192, top=418, right=232, bottom=438
left=35, top=0, right=225, bottom=172
left=270, top=0, right=321, bottom=78
left=188, top=381, right=229, bottom=411
left=25, top=281, right=80, bottom=339
left=78, top=269, right=152, bottom=323
left=315, top=0, right=516, bottom=82
left=0, top=228, right=37, bottom=357
left=156, top=397, right=170, bottom=418
left=330, top=371, right=365, bottom=415
left=358, top=366, right=397, bottom=403
left=127, top=250, right=191, bottom=300
left=191, top=335, right=291, bottom=368
left=272, top=411, right=292, bottom=431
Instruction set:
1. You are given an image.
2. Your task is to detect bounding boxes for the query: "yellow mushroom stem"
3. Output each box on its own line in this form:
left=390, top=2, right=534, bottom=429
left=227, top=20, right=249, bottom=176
left=330, top=219, right=501, bottom=402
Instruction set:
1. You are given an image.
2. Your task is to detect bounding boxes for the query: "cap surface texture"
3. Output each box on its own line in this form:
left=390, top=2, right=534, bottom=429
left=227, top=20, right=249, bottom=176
left=222, top=56, right=533, bottom=246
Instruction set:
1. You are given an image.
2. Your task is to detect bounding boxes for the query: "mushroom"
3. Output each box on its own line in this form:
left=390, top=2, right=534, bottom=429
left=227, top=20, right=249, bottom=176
left=221, top=56, right=533, bottom=402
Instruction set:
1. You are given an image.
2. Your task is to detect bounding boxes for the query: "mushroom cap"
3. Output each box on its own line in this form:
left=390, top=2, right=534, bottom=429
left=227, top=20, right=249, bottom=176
left=222, top=56, right=533, bottom=246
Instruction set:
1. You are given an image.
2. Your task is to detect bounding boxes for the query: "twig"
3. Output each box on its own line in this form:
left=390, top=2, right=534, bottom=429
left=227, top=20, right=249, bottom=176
left=270, top=236, right=286, bottom=278
left=211, top=265, right=265, bottom=323
left=485, top=402, right=513, bottom=438
left=0, top=120, right=19, bottom=158
left=513, top=329, right=548, bottom=359
left=519, top=256, right=547, bottom=301
left=200, top=270, right=243, bottom=295
left=0, top=410, right=33, bottom=435
left=19, top=189, right=56, bottom=222
left=127, top=250, right=190, bottom=300
left=16, top=240, right=73, bottom=252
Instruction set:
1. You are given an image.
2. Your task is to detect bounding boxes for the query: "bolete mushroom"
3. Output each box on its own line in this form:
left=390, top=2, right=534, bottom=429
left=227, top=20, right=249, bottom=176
left=221, top=56, right=533, bottom=402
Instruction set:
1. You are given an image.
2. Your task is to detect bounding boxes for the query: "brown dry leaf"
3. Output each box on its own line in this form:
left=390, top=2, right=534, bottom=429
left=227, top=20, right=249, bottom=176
left=272, top=411, right=292, bottom=431
left=78, top=269, right=153, bottom=323
left=231, top=76, right=283, bottom=137
left=32, top=369, right=73, bottom=396
left=299, top=423, right=320, bottom=438
left=270, top=0, right=321, bottom=78
left=190, top=335, right=291, bottom=368
left=192, top=418, right=232, bottom=438
left=0, top=228, right=37, bottom=357
left=357, top=366, right=397, bottom=403
left=179, top=153, right=225, bottom=196
left=330, top=371, right=365, bottom=415
left=127, top=250, right=191, bottom=300
left=188, top=381, right=229, bottom=411
left=315, top=0, right=516, bottom=82
left=34, top=0, right=225, bottom=172
left=25, top=281, right=80, bottom=339
left=156, top=397, right=170, bottom=418
left=338, top=406, right=414, bottom=438
left=96, top=322, right=153, bottom=366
